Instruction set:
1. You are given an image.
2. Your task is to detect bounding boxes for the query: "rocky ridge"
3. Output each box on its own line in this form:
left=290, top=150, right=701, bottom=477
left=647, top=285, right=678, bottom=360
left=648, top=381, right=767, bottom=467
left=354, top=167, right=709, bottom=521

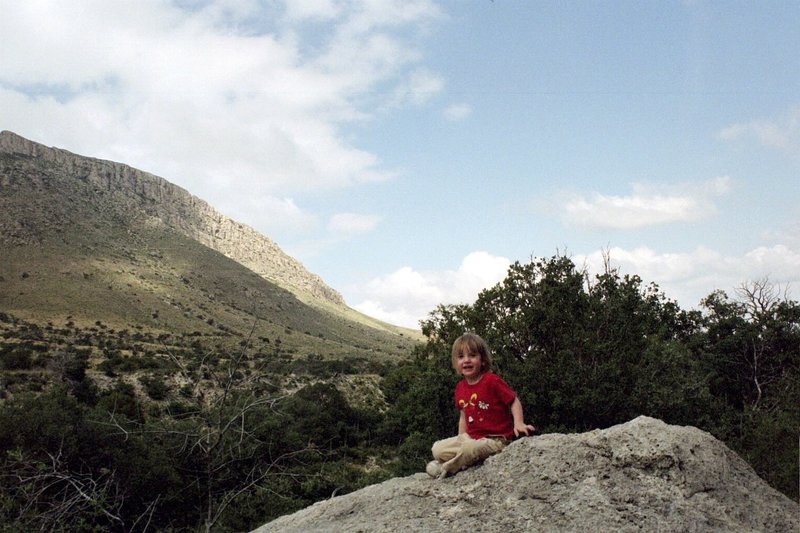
left=0, top=130, right=344, bottom=307
left=254, top=416, right=799, bottom=532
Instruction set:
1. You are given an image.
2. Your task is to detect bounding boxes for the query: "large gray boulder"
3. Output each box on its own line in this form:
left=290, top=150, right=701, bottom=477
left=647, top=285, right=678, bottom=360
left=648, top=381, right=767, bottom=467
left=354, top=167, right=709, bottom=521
left=253, top=416, right=798, bottom=532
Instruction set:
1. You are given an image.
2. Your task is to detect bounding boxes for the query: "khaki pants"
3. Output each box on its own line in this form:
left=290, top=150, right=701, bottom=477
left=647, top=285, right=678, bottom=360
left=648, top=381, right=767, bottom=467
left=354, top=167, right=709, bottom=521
left=431, top=433, right=507, bottom=475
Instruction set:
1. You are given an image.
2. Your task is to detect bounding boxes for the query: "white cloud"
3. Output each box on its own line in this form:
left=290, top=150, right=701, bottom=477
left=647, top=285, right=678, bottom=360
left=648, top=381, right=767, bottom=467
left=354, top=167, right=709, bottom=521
left=718, top=105, right=800, bottom=158
left=282, top=212, right=382, bottom=259
left=333, top=0, right=442, bottom=35
left=282, top=0, right=341, bottom=22
left=351, top=251, right=511, bottom=328
left=0, top=0, right=441, bottom=236
left=561, top=176, right=731, bottom=230
left=390, top=68, right=445, bottom=107
left=763, top=220, right=800, bottom=250
left=576, top=242, right=800, bottom=308
left=443, top=103, right=473, bottom=121
left=219, top=195, right=319, bottom=236
left=327, top=213, right=382, bottom=238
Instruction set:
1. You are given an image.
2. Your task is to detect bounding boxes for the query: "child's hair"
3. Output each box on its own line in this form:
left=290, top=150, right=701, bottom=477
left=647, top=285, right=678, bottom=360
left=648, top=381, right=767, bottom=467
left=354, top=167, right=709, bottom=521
left=451, top=333, right=492, bottom=374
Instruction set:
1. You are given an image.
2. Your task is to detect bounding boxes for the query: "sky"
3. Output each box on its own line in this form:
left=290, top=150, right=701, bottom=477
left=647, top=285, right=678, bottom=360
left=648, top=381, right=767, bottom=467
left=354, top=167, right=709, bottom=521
left=1, top=0, right=799, bottom=329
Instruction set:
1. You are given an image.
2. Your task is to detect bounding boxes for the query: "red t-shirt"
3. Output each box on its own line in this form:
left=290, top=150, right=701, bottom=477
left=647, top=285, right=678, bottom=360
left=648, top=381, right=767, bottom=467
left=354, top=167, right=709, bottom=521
left=454, top=372, right=517, bottom=440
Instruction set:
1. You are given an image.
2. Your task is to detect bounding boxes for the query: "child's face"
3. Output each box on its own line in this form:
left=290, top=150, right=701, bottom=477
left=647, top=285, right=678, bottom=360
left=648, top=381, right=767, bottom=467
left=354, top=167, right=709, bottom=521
left=456, top=348, right=483, bottom=383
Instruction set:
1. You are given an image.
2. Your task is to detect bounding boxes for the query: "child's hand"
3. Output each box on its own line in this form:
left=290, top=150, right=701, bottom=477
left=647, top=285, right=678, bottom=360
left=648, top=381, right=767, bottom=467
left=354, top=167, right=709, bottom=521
left=513, top=422, right=536, bottom=437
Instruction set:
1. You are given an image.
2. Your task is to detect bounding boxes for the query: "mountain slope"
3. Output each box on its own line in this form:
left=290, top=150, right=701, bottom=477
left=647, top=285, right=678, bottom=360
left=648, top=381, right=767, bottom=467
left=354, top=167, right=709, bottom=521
left=0, top=130, right=343, bottom=306
left=0, top=130, right=420, bottom=361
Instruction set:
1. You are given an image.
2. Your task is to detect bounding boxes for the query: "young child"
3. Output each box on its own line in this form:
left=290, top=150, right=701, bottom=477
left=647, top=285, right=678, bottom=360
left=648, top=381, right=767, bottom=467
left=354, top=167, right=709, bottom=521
left=427, top=333, right=535, bottom=479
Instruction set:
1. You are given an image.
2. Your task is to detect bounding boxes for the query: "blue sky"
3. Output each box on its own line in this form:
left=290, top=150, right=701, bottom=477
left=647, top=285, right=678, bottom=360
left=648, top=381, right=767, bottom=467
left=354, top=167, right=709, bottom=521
left=2, top=0, right=798, bottom=328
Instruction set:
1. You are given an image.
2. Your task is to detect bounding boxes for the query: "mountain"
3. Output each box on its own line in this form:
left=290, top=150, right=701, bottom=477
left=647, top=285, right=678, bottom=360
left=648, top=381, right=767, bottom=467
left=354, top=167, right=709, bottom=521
left=254, top=416, right=800, bottom=532
left=0, top=130, right=420, bottom=364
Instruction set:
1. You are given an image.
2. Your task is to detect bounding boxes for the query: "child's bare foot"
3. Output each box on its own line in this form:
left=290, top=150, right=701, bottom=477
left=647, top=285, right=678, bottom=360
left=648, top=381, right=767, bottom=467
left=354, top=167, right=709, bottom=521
left=425, top=460, right=444, bottom=478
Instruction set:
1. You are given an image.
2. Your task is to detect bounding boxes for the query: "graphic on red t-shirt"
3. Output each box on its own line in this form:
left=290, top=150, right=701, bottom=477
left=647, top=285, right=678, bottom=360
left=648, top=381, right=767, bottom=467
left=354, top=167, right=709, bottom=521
left=454, top=372, right=516, bottom=439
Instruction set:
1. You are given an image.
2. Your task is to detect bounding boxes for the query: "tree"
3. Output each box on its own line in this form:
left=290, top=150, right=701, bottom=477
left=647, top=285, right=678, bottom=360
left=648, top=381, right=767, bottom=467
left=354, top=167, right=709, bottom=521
left=699, top=280, right=800, bottom=498
left=155, top=335, right=302, bottom=532
left=0, top=386, right=167, bottom=532
left=439, top=255, right=706, bottom=430
left=701, top=280, right=800, bottom=412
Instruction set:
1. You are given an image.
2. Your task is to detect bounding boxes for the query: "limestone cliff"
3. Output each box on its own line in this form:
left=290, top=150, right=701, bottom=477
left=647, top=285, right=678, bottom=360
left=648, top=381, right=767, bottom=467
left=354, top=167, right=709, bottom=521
left=0, top=130, right=344, bottom=306
left=254, top=417, right=799, bottom=532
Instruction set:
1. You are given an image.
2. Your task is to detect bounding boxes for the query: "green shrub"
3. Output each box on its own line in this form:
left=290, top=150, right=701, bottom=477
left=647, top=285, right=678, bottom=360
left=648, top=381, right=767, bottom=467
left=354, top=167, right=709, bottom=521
left=139, top=375, right=169, bottom=401
left=0, top=347, right=33, bottom=370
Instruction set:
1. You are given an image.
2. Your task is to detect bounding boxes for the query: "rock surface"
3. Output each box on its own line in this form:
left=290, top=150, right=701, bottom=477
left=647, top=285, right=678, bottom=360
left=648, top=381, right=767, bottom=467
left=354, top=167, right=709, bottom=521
left=253, top=417, right=799, bottom=532
left=0, top=130, right=344, bottom=306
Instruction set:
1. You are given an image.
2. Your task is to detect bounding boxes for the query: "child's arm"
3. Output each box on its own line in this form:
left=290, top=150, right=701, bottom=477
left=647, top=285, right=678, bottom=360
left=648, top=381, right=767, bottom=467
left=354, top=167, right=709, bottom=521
left=511, top=397, right=536, bottom=437
left=458, top=410, right=467, bottom=435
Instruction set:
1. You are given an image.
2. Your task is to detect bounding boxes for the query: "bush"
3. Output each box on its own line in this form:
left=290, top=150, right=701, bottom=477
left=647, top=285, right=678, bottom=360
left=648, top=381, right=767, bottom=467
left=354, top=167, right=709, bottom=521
left=0, top=346, right=33, bottom=370
left=139, top=375, right=170, bottom=401
left=96, top=381, right=143, bottom=423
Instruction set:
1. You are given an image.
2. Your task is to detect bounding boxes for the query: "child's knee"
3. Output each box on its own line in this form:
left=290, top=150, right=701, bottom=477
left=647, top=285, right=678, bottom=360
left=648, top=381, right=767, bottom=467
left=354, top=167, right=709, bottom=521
left=484, top=437, right=506, bottom=455
left=431, top=436, right=458, bottom=461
